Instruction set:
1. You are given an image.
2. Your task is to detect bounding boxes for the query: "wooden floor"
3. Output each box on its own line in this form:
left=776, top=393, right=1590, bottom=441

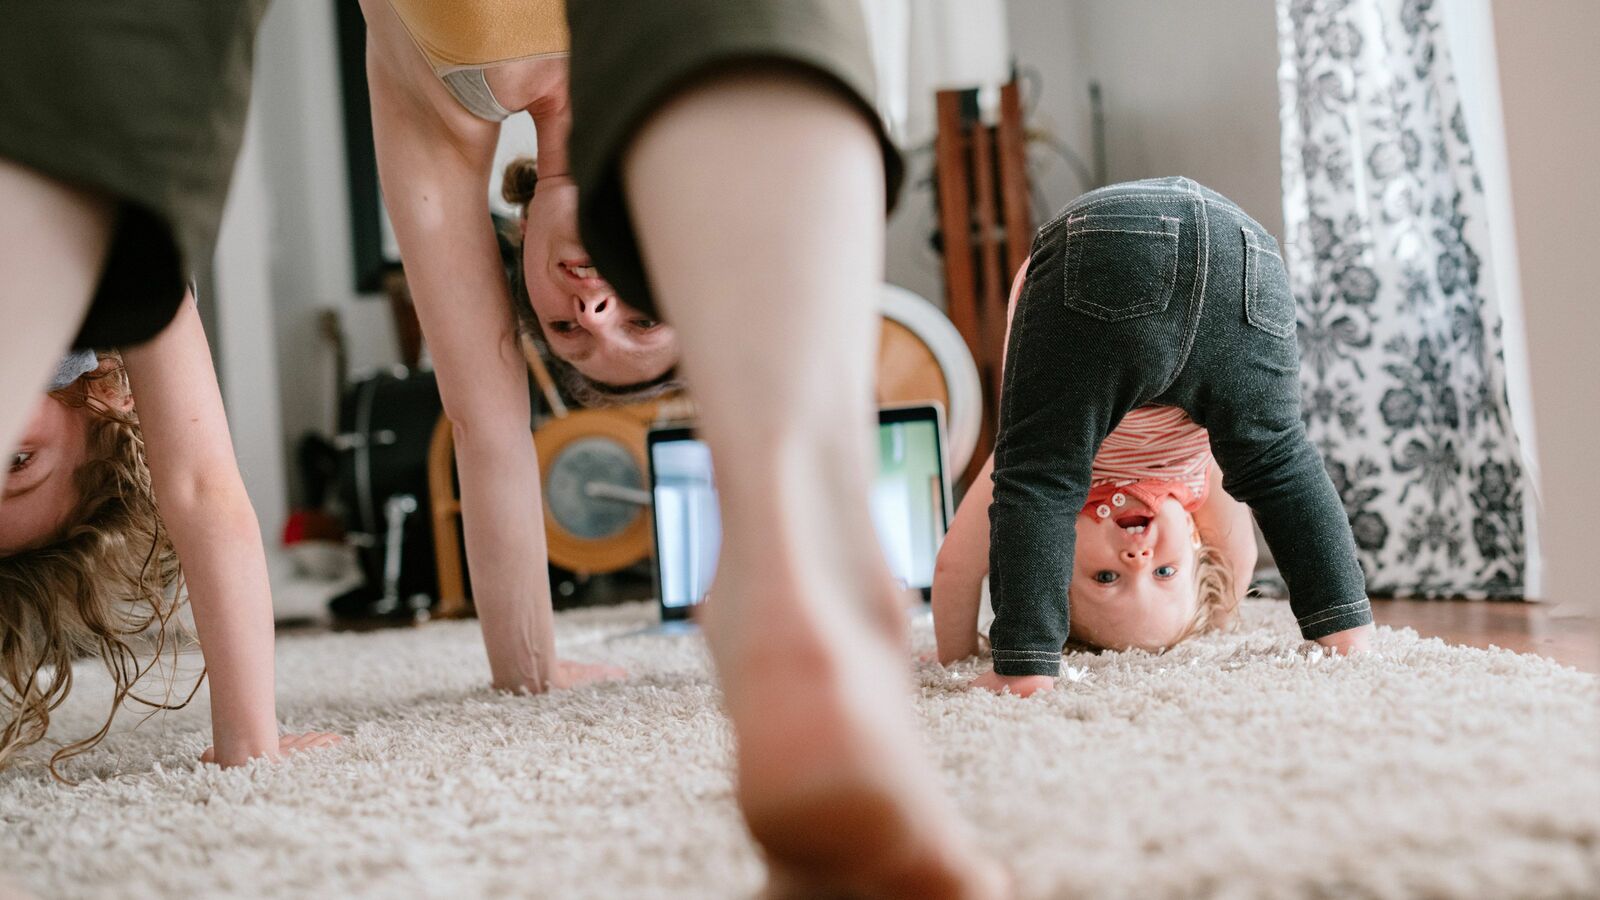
left=1371, top=599, right=1599, bottom=673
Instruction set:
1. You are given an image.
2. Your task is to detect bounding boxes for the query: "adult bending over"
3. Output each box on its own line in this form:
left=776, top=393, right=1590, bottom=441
left=359, top=0, right=657, bottom=692
left=360, top=0, right=1005, bottom=893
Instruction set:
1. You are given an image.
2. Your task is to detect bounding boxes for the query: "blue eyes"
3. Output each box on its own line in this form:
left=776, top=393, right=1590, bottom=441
left=1093, top=566, right=1178, bottom=583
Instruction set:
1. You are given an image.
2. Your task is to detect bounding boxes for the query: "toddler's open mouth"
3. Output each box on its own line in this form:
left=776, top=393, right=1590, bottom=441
left=1114, top=513, right=1153, bottom=534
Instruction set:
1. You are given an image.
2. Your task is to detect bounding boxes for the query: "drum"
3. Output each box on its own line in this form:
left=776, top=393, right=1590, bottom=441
left=333, top=367, right=444, bottom=614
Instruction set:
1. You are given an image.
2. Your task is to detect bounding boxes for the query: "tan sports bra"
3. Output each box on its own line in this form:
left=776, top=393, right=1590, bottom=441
left=387, top=0, right=569, bottom=121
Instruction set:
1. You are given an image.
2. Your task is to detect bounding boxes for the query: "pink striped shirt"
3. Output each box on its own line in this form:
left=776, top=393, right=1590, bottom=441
left=1089, top=405, right=1212, bottom=508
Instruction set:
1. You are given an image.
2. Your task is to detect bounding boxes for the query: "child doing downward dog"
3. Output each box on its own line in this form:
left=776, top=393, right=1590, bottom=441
left=934, top=408, right=1258, bottom=663
left=1, top=296, right=338, bottom=774
left=934, top=177, right=1373, bottom=694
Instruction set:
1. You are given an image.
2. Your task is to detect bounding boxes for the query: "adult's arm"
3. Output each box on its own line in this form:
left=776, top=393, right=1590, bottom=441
left=362, top=0, right=557, bottom=691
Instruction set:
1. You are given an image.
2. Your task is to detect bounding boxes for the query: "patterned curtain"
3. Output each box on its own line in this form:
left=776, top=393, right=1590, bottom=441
left=1275, top=0, right=1529, bottom=597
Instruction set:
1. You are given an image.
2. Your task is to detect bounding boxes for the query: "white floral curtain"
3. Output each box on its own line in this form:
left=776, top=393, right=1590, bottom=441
left=1275, top=0, right=1530, bottom=597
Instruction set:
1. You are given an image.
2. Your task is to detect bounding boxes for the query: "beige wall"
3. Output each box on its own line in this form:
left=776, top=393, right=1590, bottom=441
left=251, top=1, right=398, bottom=493
left=885, top=0, right=1284, bottom=306
left=1492, top=1, right=1600, bottom=612
left=1070, top=0, right=1285, bottom=236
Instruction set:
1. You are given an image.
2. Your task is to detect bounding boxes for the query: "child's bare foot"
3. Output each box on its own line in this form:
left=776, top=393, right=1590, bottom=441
left=970, top=668, right=1056, bottom=697
left=703, top=563, right=1008, bottom=899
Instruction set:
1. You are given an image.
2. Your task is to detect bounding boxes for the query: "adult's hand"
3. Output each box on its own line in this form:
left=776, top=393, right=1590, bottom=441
left=201, top=732, right=342, bottom=767
left=550, top=659, right=628, bottom=690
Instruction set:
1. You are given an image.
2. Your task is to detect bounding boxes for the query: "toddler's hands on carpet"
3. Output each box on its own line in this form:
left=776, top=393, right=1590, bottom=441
left=1315, top=623, right=1375, bottom=655
left=971, top=668, right=1055, bottom=697
left=200, top=732, right=342, bottom=767
left=552, top=659, right=628, bottom=689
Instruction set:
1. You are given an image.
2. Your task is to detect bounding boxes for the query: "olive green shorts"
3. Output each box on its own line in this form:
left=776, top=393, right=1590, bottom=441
left=566, top=0, right=904, bottom=319
left=0, top=0, right=267, bottom=349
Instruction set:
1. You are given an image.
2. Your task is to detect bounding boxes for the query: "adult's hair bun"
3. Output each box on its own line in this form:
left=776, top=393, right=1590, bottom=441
left=501, top=155, right=538, bottom=208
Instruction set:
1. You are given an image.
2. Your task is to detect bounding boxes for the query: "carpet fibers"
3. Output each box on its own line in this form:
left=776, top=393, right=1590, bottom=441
left=2, top=601, right=1597, bottom=899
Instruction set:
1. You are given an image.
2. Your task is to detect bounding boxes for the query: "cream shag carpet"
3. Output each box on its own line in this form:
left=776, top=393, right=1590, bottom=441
left=2, top=601, right=1597, bottom=899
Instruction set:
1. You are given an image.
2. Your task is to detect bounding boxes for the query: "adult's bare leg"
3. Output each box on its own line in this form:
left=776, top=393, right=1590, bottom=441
left=0, top=159, right=111, bottom=488
left=624, top=71, right=1007, bottom=899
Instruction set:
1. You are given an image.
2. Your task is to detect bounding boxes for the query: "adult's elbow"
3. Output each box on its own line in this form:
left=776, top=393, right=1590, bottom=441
left=447, top=405, right=531, bottom=455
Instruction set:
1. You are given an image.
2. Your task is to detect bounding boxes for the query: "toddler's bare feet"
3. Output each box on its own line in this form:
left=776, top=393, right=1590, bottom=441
left=970, top=668, right=1056, bottom=697
left=703, top=565, right=1008, bottom=899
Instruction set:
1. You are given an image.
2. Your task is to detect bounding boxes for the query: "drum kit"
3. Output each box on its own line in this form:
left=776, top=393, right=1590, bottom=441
left=329, top=284, right=982, bottom=620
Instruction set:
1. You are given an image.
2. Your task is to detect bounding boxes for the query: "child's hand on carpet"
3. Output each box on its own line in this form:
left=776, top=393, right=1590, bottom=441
left=200, top=732, right=342, bottom=767
left=552, top=659, right=628, bottom=689
left=1315, top=623, right=1375, bottom=655
left=970, top=668, right=1055, bottom=697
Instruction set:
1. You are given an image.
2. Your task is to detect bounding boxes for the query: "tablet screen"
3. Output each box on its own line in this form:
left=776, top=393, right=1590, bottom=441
left=872, top=415, right=946, bottom=592
left=650, top=437, right=720, bottom=610
left=650, top=408, right=949, bottom=612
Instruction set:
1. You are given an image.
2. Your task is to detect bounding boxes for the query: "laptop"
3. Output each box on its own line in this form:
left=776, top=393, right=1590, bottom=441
left=646, top=404, right=954, bottom=627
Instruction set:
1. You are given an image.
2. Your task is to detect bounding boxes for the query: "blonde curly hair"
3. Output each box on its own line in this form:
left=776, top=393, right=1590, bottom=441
left=1176, top=539, right=1241, bottom=641
left=0, top=355, right=191, bottom=779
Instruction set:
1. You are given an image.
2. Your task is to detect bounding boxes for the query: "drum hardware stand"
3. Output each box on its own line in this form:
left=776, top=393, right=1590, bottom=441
left=326, top=362, right=445, bottom=625
left=341, top=364, right=415, bottom=538
left=373, top=493, right=429, bottom=620
left=331, top=430, right=397, bottom=451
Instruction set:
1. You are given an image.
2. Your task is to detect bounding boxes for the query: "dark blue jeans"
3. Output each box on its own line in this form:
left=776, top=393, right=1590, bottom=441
left=988, top=177, right=1371, bottom=676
